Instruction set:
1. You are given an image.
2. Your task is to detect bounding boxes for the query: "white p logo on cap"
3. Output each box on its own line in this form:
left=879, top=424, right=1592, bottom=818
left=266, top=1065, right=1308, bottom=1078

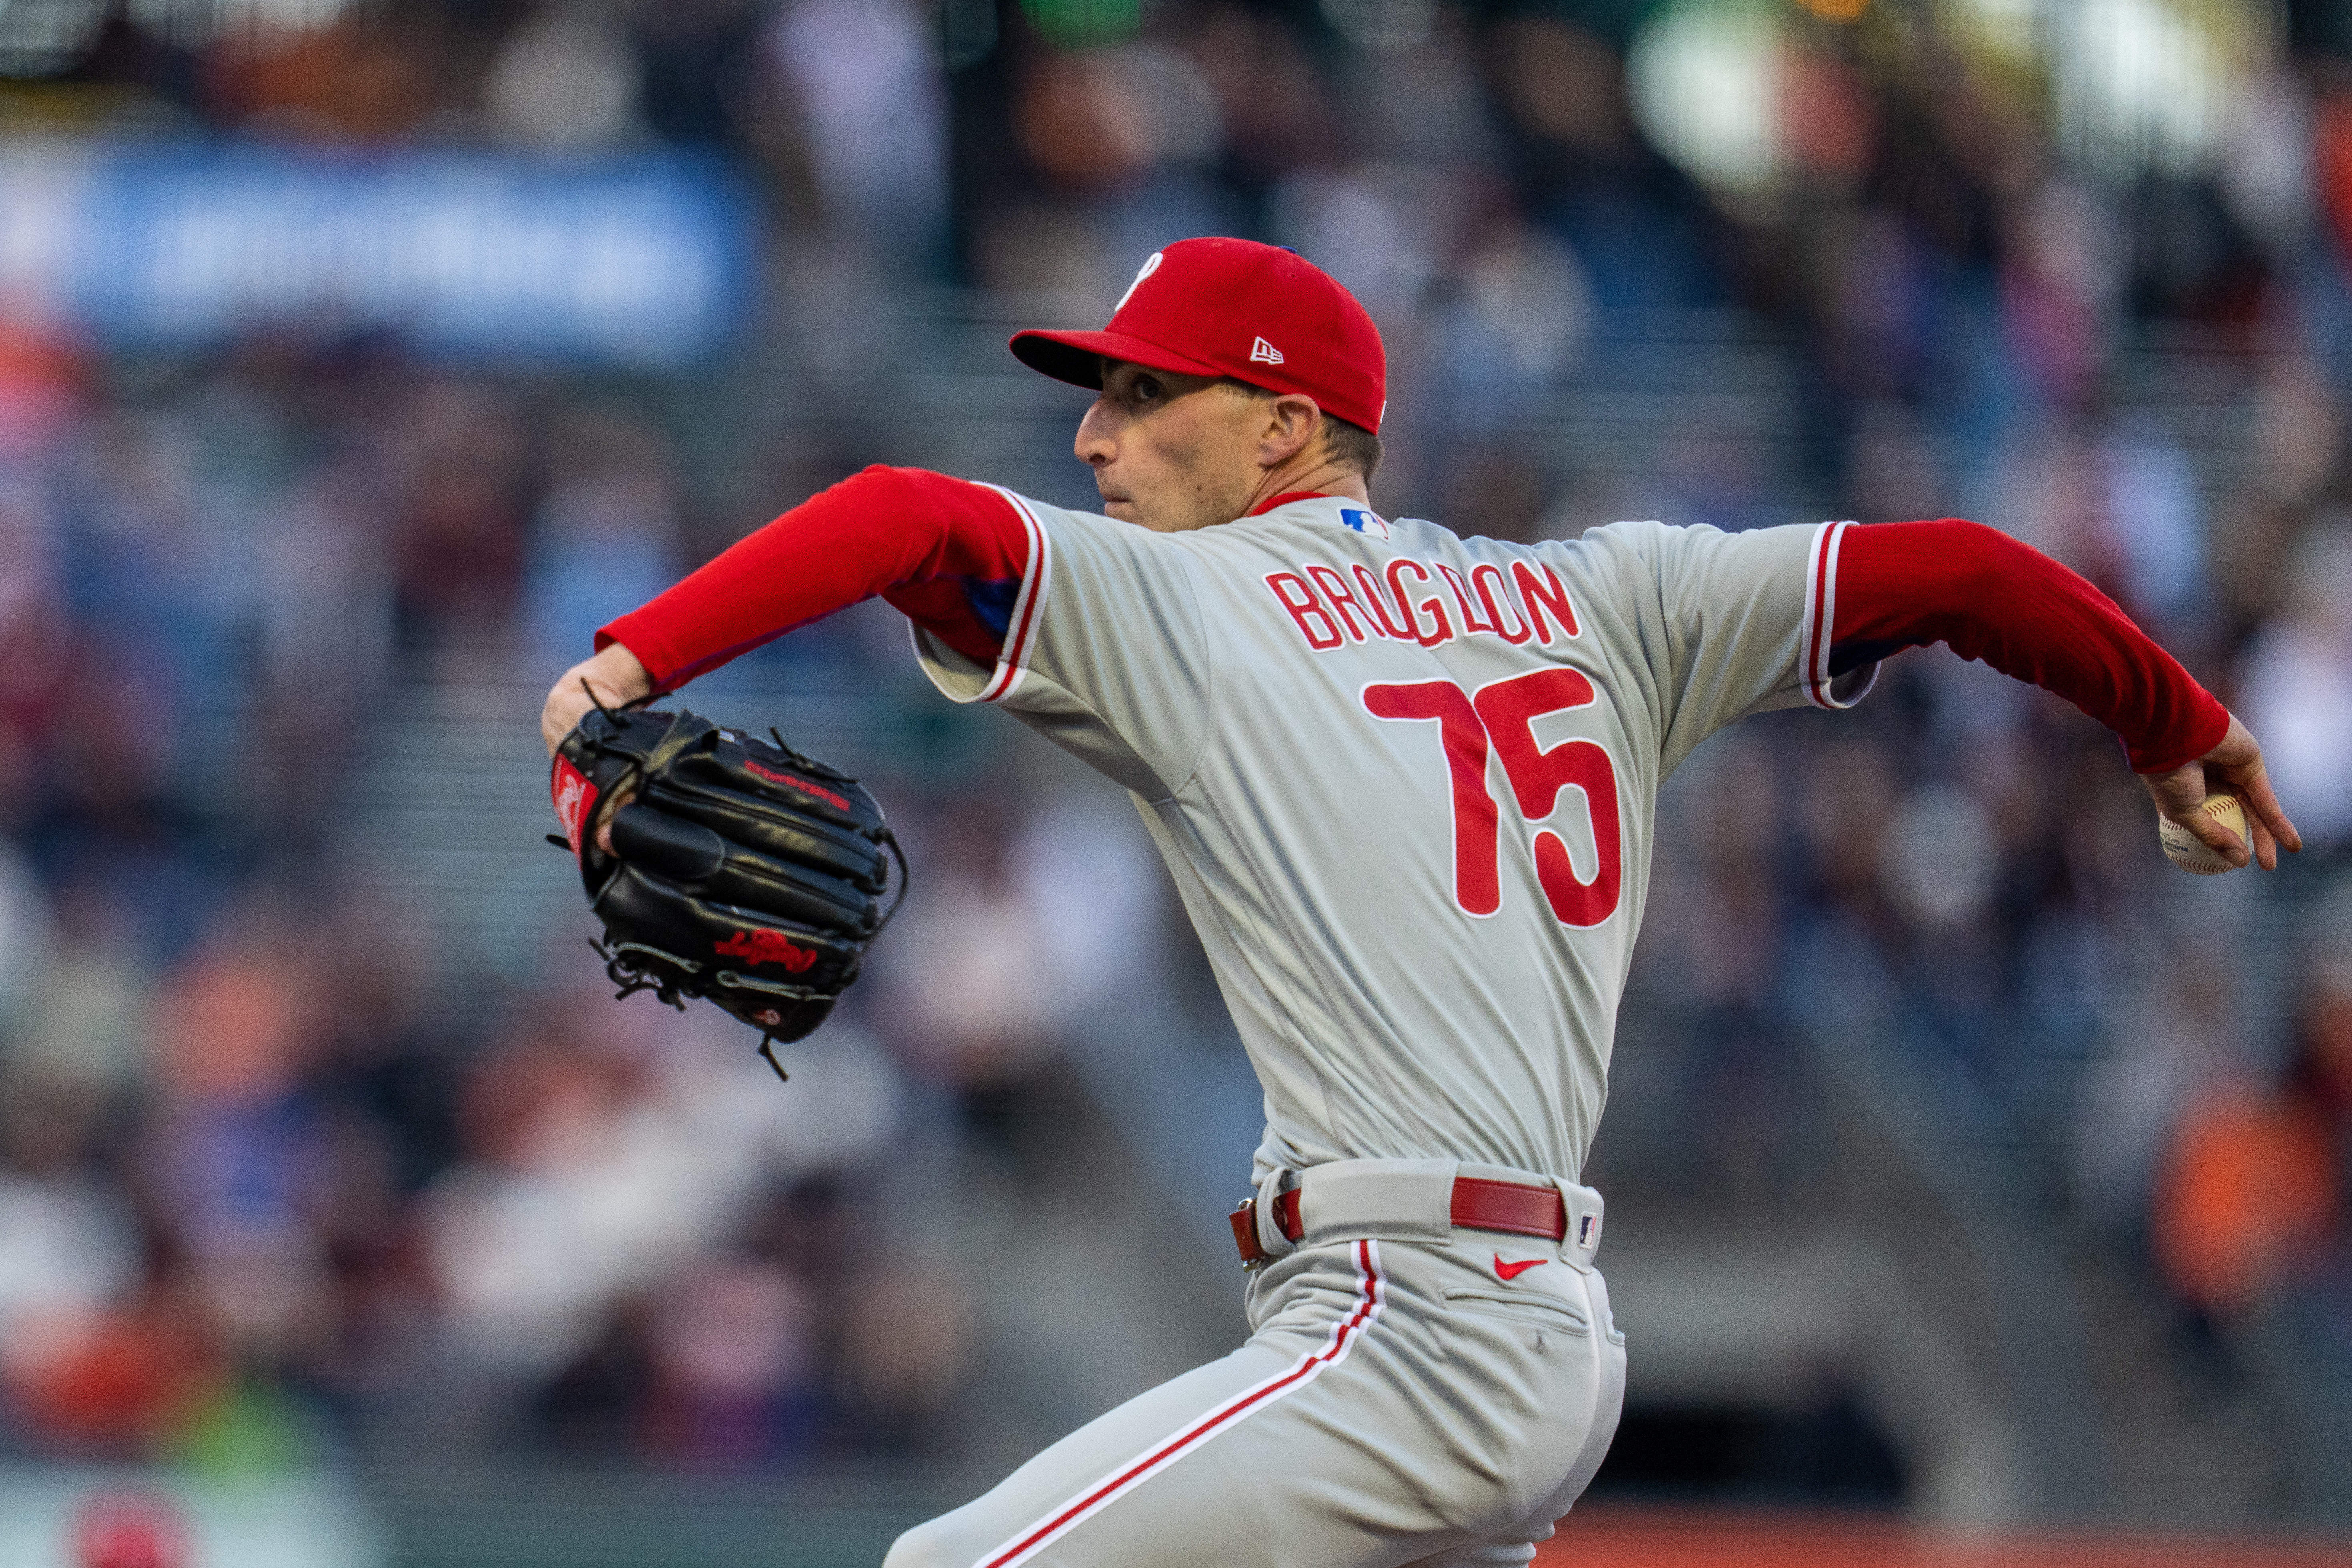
left=1116, top=252, right=1163, bottom=312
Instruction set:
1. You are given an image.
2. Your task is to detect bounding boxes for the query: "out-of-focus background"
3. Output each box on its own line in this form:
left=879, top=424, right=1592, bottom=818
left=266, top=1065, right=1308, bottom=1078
left=0, top=0, right=2349, bottom=1563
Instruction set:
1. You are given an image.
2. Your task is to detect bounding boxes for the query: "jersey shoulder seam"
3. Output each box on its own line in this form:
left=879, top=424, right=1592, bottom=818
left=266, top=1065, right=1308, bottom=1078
left=1568, top=526, right=1678, bottom=752
left=1011, top=664, right=1182, bottom=804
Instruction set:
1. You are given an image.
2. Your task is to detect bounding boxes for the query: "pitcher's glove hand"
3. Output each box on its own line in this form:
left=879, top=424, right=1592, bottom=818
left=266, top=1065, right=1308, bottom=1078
left=549, top=702, right=905, bottom=1077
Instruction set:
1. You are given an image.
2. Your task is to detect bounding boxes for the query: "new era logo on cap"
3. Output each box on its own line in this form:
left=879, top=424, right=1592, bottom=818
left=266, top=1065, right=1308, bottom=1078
left=1250, top=336, right=1284, bottom=365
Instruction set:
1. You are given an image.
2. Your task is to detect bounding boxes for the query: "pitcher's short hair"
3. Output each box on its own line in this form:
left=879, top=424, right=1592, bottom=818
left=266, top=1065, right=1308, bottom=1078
left=1321, top=415, right=1382, bottom=481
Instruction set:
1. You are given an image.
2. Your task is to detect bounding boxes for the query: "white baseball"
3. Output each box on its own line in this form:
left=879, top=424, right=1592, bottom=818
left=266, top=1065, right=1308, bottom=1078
left=2158, top=791, right=2247, bottom=875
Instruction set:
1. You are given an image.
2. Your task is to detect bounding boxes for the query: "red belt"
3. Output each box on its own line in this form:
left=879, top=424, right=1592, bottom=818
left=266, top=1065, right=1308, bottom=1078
left=1230, top=1175, right=1565, bottom=1265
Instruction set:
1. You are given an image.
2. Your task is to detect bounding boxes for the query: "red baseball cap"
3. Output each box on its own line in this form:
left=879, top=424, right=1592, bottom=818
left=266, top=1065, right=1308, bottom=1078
left=1010, top=237, right=1387, bottom=433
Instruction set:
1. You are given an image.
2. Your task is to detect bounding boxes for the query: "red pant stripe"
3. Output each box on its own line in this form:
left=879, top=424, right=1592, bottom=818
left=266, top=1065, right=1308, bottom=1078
left=971, top=1238, right=1387, bottom=1568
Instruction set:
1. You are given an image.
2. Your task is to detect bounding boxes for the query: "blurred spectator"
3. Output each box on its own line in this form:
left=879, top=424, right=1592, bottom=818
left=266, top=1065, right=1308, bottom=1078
left=979, top=38, right=1231, bottom=299
left=422, top=978, right=894, bottom=1385
left=1878, top=784, right=2001, bottom=934
left=640, top=1256, right=820, bottom=1468
left=768, top=0, right=948, bottom=264
left=144, top=914, right=332, bottom=1359
left=1429, top=211, right=1594, bottom=431
left=1492, top=14, right=1721, bottom=315
left=1273, top=162, right=1449, bottom=327
left=0, top=312, right=83, bottom=461
left=2075, top=956, right=2240, bottom=1237
left=0, top=832, right=51, bottom=1037
left=835, top=1257, right=974, bottom=1455
left=389, top=381, right=531, bottom=654
left=0, top=1269, right=223, bottom=1459
left=2096, top=416, right=2205, bottom=632
left=2000, top=179, right=2122, bottom=412
left=250, top=449, right=395, bottom=824
left=207, top=13, right=444, bottom=144
left=2155, top=967, right=2352, bottom=1322
left=485, top=7, right=645, bottom=152
left=523, top=405, right=682, bottom=680
left=0, top=470, right=66, bottom=736
left=878, top=797, right=1062, bottom=1093
left=1993, top=411, right=2206, bottom=635
left=0, top=1067, right=137, bottom=1368
left=19, top=878, right=153, bottom=1091
left=633, top=1, right=764, bottom=150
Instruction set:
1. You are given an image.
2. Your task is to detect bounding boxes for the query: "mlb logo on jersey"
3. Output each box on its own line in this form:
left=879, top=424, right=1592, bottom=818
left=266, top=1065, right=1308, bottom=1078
left=1338, top=508, right=1390, bottom=541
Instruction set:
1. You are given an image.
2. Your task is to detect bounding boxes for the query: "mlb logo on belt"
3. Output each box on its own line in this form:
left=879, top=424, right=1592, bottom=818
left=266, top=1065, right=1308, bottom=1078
left=1578, top=1213, right=1600, bottom=1250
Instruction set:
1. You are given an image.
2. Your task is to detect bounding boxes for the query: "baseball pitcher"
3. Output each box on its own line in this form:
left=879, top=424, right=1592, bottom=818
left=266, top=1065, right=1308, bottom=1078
left=539, top=239, right=2300, bottom=1567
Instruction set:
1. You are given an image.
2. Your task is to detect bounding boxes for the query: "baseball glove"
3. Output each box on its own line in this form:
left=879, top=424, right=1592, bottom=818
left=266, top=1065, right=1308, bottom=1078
left=549, top=700, right=905, bottom=1079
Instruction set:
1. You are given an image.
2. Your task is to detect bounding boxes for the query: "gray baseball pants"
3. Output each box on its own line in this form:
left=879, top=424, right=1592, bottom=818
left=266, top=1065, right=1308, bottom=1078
left=886, top=1161, right=1626, bottom=1568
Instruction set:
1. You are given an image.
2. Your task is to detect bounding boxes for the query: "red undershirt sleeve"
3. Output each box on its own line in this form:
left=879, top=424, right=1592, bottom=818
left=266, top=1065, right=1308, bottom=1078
left=1829, top=519, right=2227, bottom=774
left=596, top=465, right=1033, bottom=690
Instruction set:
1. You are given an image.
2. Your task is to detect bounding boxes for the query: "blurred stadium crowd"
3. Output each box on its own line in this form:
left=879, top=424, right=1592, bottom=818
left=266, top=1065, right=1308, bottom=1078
left=0, top=0, right=2349, bottom=1528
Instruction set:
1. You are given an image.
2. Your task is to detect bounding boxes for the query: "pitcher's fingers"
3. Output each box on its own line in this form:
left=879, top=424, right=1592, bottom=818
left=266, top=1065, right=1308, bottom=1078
left=2177, top=806, right=2250, bottom=868
left=2140, top=766, right=2203, bottom=824
left=593, top=787, right=636, bottom=858
left=2249, top=813, right=2278, bottom=872
left=2238, top=768, right=2302, bottom=855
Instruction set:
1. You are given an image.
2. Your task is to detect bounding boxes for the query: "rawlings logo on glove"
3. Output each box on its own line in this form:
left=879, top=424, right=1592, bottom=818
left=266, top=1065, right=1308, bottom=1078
left=740, top=758, right=854, bottom=811
left=715, top=929, right=819, bottom=971
left=551, top=757, right=600, bottom=855
left=549, top=702, right=905, bottom=1080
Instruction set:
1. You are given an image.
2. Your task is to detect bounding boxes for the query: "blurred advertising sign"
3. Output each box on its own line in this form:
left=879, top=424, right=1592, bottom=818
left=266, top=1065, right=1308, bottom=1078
left=0, top=1468, right=387, bottom=1568
left=0, top=142, right=752, bottom=367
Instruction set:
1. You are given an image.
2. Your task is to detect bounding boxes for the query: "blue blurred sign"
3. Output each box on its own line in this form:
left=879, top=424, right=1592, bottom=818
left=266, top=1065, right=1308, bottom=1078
left=56, top=148, right=753, bottom=367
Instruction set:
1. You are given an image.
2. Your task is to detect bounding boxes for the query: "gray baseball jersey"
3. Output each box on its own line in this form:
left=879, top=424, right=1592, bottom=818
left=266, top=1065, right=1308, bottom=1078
left=912, top=492, right=1876, bottom=1187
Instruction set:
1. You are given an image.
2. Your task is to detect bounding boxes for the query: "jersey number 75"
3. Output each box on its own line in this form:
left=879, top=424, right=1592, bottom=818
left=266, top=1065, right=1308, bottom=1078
left=1364, top=668, right=1622, bottom=926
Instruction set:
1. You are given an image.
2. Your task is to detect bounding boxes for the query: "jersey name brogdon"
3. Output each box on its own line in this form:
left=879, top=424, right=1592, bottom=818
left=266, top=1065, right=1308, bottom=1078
left=1266, top=553, right=1580, bottom=651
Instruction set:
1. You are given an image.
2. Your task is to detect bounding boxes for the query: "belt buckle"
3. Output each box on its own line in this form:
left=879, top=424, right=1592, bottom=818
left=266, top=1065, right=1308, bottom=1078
left=1230, top=1197, right=1268, bottom=1271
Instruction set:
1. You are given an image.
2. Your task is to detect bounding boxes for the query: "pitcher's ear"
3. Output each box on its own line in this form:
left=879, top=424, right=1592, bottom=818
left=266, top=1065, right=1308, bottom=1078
left=1262, top=393, right=1322, bottom=463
